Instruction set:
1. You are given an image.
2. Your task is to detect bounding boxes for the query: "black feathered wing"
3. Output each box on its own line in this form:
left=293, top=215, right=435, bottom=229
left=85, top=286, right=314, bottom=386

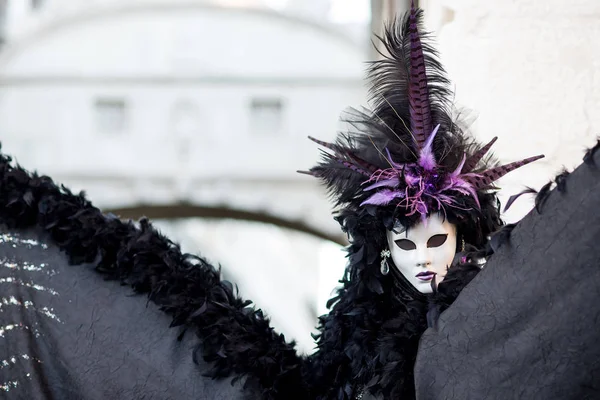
left=0, top=148, right=307, bottom=399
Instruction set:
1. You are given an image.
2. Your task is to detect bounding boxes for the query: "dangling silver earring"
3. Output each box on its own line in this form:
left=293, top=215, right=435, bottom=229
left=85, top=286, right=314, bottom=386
left=380, top=249, right=391, bottom=275
left=461, top=237, right=466, bottom=252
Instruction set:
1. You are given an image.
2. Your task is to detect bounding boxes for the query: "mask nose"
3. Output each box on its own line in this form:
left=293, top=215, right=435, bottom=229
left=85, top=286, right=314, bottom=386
left=416, top=248, right=431, bottom=268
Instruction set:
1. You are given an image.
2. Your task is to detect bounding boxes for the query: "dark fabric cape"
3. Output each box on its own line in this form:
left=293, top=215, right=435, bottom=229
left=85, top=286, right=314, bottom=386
left=414, top=143, right=600, bottom=400
left=0, top=227, right=248, bottom=399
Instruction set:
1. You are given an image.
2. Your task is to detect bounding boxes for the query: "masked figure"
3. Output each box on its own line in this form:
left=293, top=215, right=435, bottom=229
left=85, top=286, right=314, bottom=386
left=300, top=4, right=542, bottom=398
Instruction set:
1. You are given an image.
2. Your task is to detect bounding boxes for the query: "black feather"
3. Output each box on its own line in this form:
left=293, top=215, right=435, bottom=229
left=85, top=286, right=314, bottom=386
left=555, top=169, right=570, bottom=193
left=535, top=181, right=553, bottom=213
left=504, top=187, right=538, bottom=212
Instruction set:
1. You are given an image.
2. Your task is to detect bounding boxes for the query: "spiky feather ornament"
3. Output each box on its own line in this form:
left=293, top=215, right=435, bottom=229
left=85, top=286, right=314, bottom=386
left=304, top=3, right=542, bottom=224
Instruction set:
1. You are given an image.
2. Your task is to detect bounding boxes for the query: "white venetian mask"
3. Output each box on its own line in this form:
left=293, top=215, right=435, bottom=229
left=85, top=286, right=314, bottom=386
left=386, top=213, right=457, bottom=294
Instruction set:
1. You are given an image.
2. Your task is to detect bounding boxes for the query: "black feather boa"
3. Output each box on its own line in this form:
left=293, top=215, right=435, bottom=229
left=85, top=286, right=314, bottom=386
left=0, top=149, right=309, bottom=399
left=0, top=149, right=482, bottom=399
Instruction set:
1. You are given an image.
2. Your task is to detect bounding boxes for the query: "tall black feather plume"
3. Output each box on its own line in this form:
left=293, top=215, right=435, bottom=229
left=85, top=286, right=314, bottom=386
left=308, top=12, right=469, bottom=211
left=368, top=8, right=454, bottom=151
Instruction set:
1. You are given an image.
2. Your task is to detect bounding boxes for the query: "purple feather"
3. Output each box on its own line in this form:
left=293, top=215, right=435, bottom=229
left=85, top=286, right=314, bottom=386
left=308, top=136, right=379, bottom=174
left=450, top=154, right=466, bottom=178
left=347, top=153, right=379, bottom=173
left=308, top=136, right=339, bottom=152
left=472, top=155, right=545, bottom=190
left=418, top=124, right=440, bottom=171
left=297, top=170, right=317, bottom=177
left=449, top=179, right=480, bottom=208
left=360, top=189, right=405, bottom=206
left=404, top=170, right=420, bottom=185
left=363, top=177, right=401, bottom=191
left=385, top=148, right=405, bottom=169
left=503, top=187, right=538, bottom=212
left=334, top=157, right=372, bottom=177
left=408, top=1, right=432, bottom=150
left=462, top=137, right=498, bottom=173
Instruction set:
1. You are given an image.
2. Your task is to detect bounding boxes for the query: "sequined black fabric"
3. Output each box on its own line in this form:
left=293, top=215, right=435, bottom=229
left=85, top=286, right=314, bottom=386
left=0, top=229, right=246, bottom=399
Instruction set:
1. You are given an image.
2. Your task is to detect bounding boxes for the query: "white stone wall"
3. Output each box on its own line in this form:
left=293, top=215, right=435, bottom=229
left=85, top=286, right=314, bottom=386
left=0, top=4, right=367, bottom=238
left=421, top=0, right=600, bottom=222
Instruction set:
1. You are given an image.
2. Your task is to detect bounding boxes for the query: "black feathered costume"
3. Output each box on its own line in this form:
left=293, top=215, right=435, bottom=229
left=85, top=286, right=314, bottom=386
left=4, top=4, right=592, bottom=400
left=298, top=5, right=541, bottom=398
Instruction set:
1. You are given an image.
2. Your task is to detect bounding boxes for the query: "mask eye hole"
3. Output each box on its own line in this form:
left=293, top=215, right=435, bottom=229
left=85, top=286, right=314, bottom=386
left=427, top=234, right=448, bottom=248
left=394, top=239, right=416, bottom=251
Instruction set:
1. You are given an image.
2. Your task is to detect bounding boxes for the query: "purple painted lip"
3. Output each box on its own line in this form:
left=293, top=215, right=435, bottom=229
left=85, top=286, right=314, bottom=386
left=416, top=271, right=436, bottom=281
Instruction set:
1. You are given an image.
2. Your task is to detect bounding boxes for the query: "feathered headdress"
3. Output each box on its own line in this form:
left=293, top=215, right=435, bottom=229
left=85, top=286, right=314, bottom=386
left=302, top=2, right=543, bottom=223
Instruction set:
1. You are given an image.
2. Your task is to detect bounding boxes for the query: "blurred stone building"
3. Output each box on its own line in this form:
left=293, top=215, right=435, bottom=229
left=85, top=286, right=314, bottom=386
left=0, top=0, right=366, bottom=234
left=0, top=0, right=371, bottom=353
